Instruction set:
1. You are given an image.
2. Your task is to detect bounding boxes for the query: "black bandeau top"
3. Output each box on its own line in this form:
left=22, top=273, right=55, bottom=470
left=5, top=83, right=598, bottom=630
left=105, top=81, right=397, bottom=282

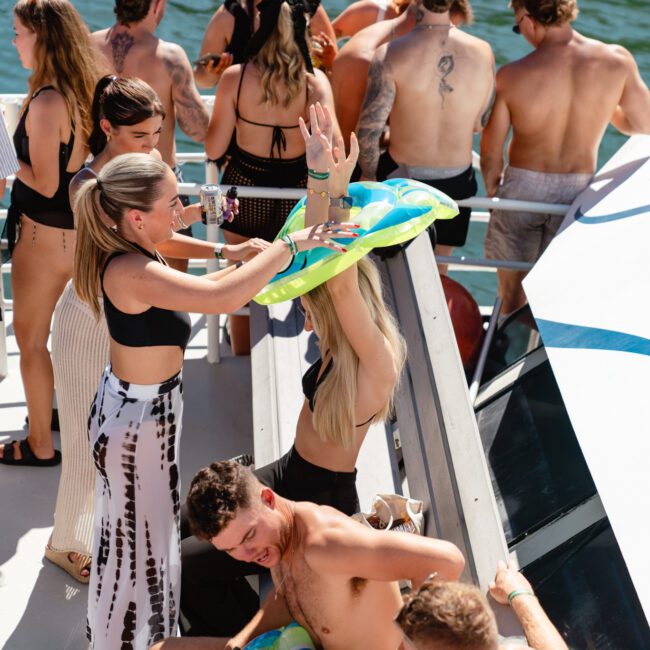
left=302, top=355, right=375, bottom=428
left=100, top=243, right=191, bottom=351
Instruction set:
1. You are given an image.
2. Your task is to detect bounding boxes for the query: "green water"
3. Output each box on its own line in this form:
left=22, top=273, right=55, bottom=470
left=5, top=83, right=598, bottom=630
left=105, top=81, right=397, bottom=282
left=1, top=0, right=648, bottom=303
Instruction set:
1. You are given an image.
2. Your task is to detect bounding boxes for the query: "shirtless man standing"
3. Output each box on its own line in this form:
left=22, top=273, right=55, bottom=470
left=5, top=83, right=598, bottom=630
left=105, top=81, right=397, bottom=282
left=331, top=0, right=473, bottom=151
left=356, top=0, right=494, bottom=268
left=91, top=0, right=211, bottom=271
left=152, top=460, right=465, bottom=649
left=481, top=0, right=650, bottom=315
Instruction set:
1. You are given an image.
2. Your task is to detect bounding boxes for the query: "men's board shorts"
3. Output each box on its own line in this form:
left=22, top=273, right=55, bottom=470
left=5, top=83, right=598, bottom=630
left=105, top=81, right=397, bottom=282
left=484, top=166, right=592, bottom=263
left=377, top=151, right=478, bottom=247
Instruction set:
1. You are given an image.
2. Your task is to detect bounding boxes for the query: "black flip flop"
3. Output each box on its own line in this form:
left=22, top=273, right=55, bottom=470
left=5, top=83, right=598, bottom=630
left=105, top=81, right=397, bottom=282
left=0, top=438, right=61, bottom=467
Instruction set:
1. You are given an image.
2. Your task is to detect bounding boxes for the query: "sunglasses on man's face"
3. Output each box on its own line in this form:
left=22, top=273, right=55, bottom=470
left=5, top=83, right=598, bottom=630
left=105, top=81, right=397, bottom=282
left=513, top=13, right=529, bottom=34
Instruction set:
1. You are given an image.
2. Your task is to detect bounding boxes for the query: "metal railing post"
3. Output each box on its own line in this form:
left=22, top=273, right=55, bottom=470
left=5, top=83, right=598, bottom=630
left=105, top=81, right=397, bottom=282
left=204, top=161, right=221, bottom=364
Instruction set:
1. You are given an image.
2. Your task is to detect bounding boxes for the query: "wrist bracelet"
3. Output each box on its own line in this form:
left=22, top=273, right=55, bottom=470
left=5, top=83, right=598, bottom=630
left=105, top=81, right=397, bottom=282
left=280, top=234, right=298, bottom=256
left=308, top=188, right=329, bottom=200
left=308, top=168, right=329, bottom=180
left=507, top=589, right=534, bottom=605
left=214, top=243, right=225, bottom=260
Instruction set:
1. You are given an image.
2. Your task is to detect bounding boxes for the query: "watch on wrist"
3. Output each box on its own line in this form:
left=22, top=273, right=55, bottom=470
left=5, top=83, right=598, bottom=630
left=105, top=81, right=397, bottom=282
left=330, top=195, right=353, bottom=210
left=214, top=243, right=225, bottom=260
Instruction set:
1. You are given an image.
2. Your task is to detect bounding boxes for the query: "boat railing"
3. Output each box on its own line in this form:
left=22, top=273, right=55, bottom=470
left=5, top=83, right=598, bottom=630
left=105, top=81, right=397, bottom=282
left=0, top=167, right=570, bottom=366
left=0, top=92, right=570, bottom=366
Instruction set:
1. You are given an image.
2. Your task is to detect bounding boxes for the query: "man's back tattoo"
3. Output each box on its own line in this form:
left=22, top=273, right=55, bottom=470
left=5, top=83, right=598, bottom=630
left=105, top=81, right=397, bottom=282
left=111, top=32, right=135, bottom=73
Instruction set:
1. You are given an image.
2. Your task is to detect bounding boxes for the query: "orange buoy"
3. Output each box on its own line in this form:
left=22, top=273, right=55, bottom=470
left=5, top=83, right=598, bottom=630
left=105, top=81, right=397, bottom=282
left=441, top=276, right=484, bottom=372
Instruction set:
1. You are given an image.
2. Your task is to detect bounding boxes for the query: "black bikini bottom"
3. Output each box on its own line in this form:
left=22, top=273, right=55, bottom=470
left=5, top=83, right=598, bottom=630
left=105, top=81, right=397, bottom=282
left=377, top=151, right=478, bottom=247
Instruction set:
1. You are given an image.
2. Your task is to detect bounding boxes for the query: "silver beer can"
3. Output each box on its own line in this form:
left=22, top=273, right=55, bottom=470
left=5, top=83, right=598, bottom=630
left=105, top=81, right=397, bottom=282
left=200, top=184, right=223, bottom=226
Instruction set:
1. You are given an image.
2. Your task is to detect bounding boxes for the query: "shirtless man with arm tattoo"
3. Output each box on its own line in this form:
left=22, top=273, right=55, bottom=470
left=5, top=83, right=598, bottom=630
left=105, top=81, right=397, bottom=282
left=151, top=461, right=465, bottom=650
left=91, top=0, right=210, bottom=271
left=356, top=0, right=494, bottom=272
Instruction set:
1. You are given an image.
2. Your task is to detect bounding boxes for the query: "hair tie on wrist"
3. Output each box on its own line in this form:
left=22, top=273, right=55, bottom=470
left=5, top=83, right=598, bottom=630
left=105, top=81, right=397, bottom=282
left=507, top=589, right=534, bottom=605
left=308, top=168, right=329, bottom=180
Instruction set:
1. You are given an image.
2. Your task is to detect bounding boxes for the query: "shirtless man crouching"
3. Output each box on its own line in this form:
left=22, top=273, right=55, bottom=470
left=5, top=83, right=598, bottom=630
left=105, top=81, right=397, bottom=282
left=151, top=460, right=465, bottom=649
left=356, top=0, right=494, bottom=271
left=480, top=0, right=650, bottom=315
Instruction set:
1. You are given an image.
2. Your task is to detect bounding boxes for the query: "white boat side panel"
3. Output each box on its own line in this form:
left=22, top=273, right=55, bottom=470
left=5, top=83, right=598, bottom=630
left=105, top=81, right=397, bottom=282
left=523, top=134, right=650, bottom=623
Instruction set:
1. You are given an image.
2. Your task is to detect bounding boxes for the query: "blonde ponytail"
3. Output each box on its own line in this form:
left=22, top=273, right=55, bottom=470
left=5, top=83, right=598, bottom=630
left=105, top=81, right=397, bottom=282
left=72, top=153, right=169, bottom=316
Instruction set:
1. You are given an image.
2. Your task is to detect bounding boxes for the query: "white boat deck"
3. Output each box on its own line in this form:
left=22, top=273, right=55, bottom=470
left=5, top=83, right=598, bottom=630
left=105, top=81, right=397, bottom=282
left=0, top=311, right=254, bottom=649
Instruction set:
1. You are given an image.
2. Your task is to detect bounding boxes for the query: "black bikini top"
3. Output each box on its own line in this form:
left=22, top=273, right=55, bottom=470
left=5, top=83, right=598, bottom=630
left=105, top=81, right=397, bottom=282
left=234, top=62, right=310, bottom=159
left=100, top=243, right=191, bottom=351
left=302, top=355, right=375, bottom=428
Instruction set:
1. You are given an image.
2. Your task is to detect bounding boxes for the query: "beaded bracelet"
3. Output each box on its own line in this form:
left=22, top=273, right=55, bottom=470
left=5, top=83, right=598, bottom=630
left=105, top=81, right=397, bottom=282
left=308, top=168, right=329, bottom=180
left=507, top=589, right=535, bottom=605
left=308, top=188, right=329, bottom=200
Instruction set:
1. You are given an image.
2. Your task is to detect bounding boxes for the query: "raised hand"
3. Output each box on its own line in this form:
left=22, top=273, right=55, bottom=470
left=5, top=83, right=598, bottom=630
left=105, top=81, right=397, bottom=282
left=329, top=132, right=359, bottom=196
left=299, top=102, right=335, bottom=173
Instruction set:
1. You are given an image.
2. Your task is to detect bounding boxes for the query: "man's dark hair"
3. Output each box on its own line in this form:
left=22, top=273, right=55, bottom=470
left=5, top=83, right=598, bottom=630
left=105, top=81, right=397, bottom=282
left=422, top=0, right=454, bottom=13
left=510, top=0, right=578, bottom=26
left=114, top=0, right=154, bottom=26
left=396, top=579, right=499, bottom=650
left=185, top=460, right=257, bottom=541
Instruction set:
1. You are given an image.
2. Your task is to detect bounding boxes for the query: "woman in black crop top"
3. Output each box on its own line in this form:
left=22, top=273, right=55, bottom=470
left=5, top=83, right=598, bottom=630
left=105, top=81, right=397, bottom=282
left=179, top=106, right=408, bottom=638
left=73, top=152, right=356, bottom=647
left=0, top=1, right=102, bottom=469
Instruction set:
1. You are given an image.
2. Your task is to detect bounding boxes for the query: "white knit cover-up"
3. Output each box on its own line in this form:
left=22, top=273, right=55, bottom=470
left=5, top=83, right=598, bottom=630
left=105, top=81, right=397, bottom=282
left=51, top=281, right=110, bottom=555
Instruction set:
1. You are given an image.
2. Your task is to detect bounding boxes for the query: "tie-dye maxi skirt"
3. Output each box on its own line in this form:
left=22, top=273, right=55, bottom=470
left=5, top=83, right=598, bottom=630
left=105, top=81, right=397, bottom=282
left=86, top=366, right=183, bottom=650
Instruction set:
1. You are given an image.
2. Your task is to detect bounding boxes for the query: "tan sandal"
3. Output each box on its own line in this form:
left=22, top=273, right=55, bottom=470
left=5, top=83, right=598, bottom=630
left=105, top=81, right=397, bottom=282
left=44, top=544, right=91, bottom=584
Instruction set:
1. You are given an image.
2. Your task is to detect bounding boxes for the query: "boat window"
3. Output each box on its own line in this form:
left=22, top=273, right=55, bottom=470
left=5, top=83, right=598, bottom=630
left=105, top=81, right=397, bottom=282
left=476, top=359, right=596, bottom=543
left=483, top=304, right=540, bottom=382
left=524, top=519, right=650, bottom=649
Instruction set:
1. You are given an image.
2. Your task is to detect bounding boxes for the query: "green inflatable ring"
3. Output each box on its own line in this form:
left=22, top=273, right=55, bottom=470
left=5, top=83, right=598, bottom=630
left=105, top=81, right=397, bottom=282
left=254, top=178, right=458, bottom=305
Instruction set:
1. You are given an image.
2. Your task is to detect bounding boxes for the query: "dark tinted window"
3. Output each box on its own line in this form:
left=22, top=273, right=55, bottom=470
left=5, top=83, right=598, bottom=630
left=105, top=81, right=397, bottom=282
left=525, top=520, right=650, bottom=649
left=483, top=305, right=540, bottom=382
left=476, top=360, right=596, bottom=543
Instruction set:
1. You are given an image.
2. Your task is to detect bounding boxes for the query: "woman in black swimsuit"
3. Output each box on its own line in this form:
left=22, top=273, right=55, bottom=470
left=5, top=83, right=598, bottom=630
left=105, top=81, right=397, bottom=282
left=180, top=105, right=407, bottom=638
left=205, top=0, right=341, bottom=353
left=0, top=0, right=102, bottom=467
left=73, top=152, right=354, bottom=648
left=206, top=0, right=340, bottom=243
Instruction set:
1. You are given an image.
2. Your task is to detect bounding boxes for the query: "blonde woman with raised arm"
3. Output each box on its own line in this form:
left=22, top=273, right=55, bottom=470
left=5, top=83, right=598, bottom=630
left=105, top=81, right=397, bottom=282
left=179, top=105, right=407, bottom=638
left=74, top=152, right=354, bottom=649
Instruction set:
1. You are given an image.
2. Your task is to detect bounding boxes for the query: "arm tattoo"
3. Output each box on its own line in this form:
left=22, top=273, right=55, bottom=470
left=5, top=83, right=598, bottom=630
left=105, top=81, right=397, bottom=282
left=437, top=55, right=454, bottom=103
left=480, top=65, right=497, bottom=128
left=357, top=57, right=396, bottom=180
left=110, top=32, right=134, bottom=73
left=163, top=47, right=210, bottom=142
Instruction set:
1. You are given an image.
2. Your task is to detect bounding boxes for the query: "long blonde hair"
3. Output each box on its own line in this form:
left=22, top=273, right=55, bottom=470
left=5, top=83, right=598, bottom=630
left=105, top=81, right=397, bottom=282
left=14, top=0, right=104, bottom=144
left=73, top=153, right=169, bottom=316
left=302, top=258, right=407, bottom=447
left=255, top=2, right=310, bottom=107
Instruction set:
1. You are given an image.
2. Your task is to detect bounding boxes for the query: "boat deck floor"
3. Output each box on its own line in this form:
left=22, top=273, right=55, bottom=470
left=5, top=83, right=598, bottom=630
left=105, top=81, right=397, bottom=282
left=0, top=312, right=253, bottom=649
